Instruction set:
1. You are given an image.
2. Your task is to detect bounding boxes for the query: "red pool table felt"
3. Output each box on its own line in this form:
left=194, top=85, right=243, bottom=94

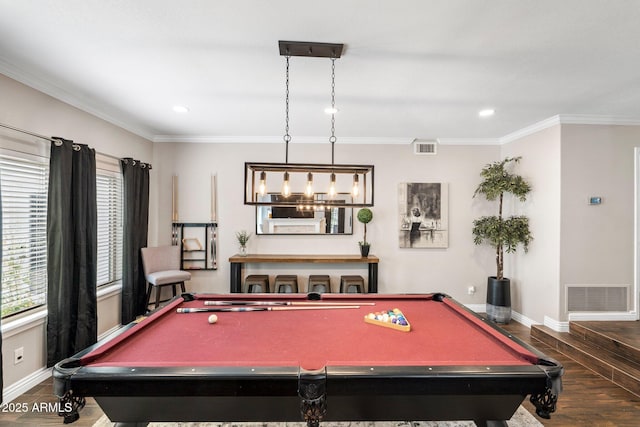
left=82, top=294, right=538, bottom=371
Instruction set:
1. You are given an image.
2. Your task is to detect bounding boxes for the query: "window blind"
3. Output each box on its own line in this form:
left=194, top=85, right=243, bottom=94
left=96, top=169, right=122, bottom=287
left=0, top=152, right=48, bottom=318
left=1, top=150, right=124, bottom=318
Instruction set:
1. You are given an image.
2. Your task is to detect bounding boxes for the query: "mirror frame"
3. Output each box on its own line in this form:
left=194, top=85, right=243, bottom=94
left=255, top=193, right=354, bottom=235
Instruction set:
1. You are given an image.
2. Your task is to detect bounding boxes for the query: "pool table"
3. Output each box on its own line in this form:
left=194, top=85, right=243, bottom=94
left=53, top=293, right=562, bottom=427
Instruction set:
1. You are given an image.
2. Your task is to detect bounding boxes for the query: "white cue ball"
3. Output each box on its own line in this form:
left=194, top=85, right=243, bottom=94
left=208, top=314, right=218, bottom=324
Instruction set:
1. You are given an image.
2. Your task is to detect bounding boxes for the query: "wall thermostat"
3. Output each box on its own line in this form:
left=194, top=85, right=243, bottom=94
left=589, top=196, right=602, bottom=205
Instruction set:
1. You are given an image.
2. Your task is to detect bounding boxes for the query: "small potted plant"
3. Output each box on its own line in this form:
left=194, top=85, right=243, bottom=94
left=235, top=230, right=252, bottom=256
left=357, top=208, right=373, bottom=257
left=472, top=156, right=533, bottom=323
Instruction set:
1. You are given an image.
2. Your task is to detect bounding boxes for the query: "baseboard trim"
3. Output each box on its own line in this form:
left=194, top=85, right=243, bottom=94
left=2, top=324, right=124, bottom=404
left=465, top=303, right=539, bottom=328
left=465, top=303, right=486, bottom=313
left=2, top=367, right=51, bottom=404
left=544, top=315, right=569, bottom=333
left=465, top=303, right=569, bottom=333
left=511, top=311, right=537, bottom=328
left=568, top=311, right=638, bottom=322
left=98, top=324, right=123, bottom=341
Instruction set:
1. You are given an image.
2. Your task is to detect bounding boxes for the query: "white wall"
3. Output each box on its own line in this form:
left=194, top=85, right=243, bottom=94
left=559, top=124, right=639, bottom=319
left=0, top=73, right=152, bottom=398
left=501, top=126, right=562, bottom=322
left=500, top=123, right=640, bottom=323
left=0, top=74, right=151, bottom=162
left=152, top=141, right=500, bottom=299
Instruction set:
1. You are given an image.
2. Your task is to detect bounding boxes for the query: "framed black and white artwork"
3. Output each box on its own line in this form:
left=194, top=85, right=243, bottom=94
left=398, top=182, right=449, bottom=248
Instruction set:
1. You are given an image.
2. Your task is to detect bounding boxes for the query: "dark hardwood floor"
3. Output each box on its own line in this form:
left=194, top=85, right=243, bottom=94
left=502, top=321, right=640, bottom=427
left=0, top=379, right=101, bottom=427
left=3, top=320, right=640, bottom=426
left=574, top=320, right=640, bottom=349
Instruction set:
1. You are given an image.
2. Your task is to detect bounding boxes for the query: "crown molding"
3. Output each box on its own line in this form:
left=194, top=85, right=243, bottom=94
left=0, top=59, right=155, bottom=141
left=557, top=114, right=640, bottom=126
left=425, top=114, right=640, bottom=146
left=129, top=114, right=640, bottom=145
left=153, top=135, right=415, bottom=144
left=437, top=138, right=501, bottom=146
left=498, top=116, right=562, bottom=145
left=153, top=135, right=282, bottom=144
left=499, top=114, right=640, bottom=145
left=3, top=56, right=640, bottom=146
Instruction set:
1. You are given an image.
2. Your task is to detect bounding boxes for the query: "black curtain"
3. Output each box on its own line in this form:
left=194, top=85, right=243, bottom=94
left=120, top=158, right=150, bottom=324
left=46, top=138, right=97, bottom=367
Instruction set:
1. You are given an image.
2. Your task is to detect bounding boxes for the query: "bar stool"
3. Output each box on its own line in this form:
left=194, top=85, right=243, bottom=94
left=340, top=275, right=365, bottom=293
left=244, top=274, right=270, bottom=293
left=274, top=275, right=298, bottom=293
left=308, top=275, right=331, bottom=293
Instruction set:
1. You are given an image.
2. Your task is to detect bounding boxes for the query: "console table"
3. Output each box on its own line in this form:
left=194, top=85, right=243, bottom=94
left=229, top=254, right=380, bottom=293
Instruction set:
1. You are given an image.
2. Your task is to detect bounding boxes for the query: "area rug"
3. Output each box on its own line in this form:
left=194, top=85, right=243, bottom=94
left=92, top=405, right=543, bottom=427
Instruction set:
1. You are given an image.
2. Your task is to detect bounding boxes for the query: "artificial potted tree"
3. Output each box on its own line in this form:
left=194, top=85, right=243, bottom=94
left=472, top=157, right=532, bottom=323
left=357, top=208, right=373, bottom=257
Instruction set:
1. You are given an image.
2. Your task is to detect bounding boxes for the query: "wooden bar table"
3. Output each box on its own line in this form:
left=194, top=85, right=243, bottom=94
left=229, top=254, right=380, bottom=293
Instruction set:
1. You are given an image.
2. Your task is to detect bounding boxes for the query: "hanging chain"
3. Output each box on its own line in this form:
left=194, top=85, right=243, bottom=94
left=284, top=55, right=291, bottom=163
left=329, top=57, right=337, bottom=164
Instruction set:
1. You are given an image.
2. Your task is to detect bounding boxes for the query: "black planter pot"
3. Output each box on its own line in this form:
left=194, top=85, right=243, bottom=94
left=486, top=276, right=511, bottom=324
left=359, top=244, right=370, bottom=257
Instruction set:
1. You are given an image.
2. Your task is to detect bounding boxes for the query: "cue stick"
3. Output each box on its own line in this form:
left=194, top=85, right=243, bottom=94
left=203, top=300, right=375, bottom=306
left=177, top=305, right=360, bottom=313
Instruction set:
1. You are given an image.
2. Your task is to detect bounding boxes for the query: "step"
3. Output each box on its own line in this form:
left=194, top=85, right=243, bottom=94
left=570, top=321, right=640, bottom=364
left=531, top=324, right=640, bottom=397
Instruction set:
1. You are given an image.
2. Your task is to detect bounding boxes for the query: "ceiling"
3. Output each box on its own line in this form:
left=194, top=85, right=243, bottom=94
left=1, top=0, right=640, bottom=144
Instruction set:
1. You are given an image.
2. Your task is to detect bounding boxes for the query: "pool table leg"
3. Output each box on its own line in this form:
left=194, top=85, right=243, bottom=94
left=114, top=423, right=148, bottom=427
left=56, top=390, right=85, bottom=424
left=530, top=386, right=559, bottom=419
left=474, top=421, right=508, bottom=427
left=299, top=370, right=327, bottom=427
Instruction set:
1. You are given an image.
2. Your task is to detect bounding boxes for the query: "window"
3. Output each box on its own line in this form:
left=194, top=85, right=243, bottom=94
left=1, top=150, right=123, bottom=318
left=96, top=168, right=122, bottom=287
left=0, top=152, right=48, bottom=318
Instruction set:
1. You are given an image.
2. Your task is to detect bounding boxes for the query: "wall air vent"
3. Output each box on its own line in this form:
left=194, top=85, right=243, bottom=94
left=414, top=140, right=437, bottom=155
left=566, top=284, right=630, bottom=312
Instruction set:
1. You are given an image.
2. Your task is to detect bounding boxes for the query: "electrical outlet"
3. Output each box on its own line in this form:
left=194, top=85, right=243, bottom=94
left=468, top=286, right=476, bottom=295
left=14, top=347, right=24, bottom=364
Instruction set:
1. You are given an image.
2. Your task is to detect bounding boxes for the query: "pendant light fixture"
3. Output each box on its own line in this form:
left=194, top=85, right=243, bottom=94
left=305, top=172, right=314, bottom=197
left=244, top=41, right=374, bottom=208
left=281, top=53, right=292, bottom=198
left=328, top=56, right=338, bottom=200
left=258, top=171, right=267, bottom=196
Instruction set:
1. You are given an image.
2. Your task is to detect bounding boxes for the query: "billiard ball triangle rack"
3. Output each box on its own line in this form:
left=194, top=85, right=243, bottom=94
left=364, top=308, right=411, bottom=332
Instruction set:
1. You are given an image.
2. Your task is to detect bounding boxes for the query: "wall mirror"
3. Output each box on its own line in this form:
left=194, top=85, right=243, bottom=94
left=256, top=193, right=353, bottom=235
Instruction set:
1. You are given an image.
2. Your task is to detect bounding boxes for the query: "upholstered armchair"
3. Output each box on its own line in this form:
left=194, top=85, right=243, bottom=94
left=140, top=245, right=191, bottom=310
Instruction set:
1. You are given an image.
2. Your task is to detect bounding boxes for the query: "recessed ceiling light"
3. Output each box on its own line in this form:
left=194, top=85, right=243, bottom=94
left=173, top=105, right=190, bottom=113
left=478, top=108, right=495, bottom=117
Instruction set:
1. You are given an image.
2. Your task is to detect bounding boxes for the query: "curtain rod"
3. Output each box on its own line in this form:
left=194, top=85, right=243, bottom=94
left=0, top=121, right=134, bottom=163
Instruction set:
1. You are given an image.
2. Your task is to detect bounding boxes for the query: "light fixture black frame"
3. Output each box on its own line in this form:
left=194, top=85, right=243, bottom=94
left=245, top=162, right=374, bottom=207
left=278, top=41, right=344, bottom=58
left=244, top=40, right=374, bottom=208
